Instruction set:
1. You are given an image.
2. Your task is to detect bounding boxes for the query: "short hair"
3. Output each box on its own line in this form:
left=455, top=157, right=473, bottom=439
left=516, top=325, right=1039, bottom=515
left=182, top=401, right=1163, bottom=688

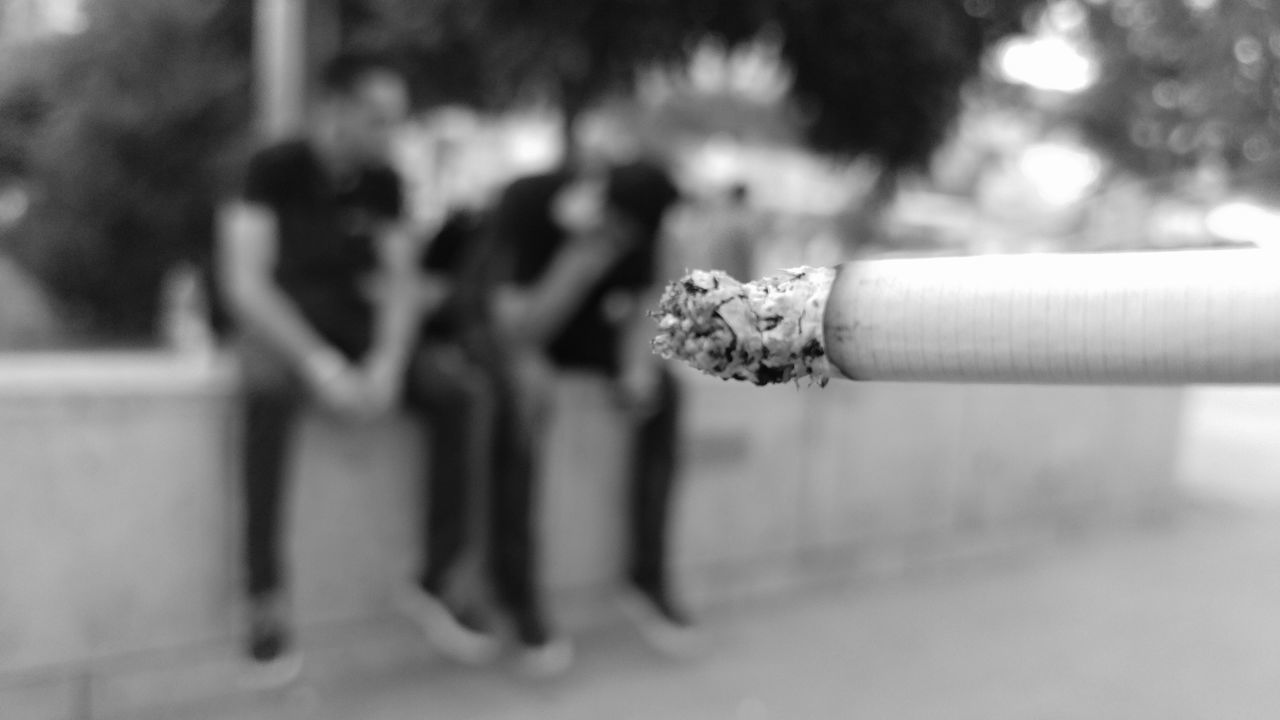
left=320, top=52, right=403, bottom=98
left=606, top=161, right=682, bottom=235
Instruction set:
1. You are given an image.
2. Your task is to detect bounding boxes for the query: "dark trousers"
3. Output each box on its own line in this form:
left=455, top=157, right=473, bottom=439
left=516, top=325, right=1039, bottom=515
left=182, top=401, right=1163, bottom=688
left=417, top=359, right=683, bottom=606
left=238, top=337, right=543, bottom=621
left=624, top=365, right=682, bottom=597
left=238, top=335, right=305, bottom=600
left=238, top=339, right=681, bottom=614
left=407, top=343, right=541, bottom=618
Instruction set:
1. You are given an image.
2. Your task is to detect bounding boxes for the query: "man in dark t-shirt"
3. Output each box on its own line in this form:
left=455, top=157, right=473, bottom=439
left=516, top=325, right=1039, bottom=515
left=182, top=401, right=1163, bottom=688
left=218, top=54, right=449, bottom=681
left=483, top=155, right=694, bottom=670
left=239, top=140, right=401, bottom=359
left=399, top=172, right=654, bottom=677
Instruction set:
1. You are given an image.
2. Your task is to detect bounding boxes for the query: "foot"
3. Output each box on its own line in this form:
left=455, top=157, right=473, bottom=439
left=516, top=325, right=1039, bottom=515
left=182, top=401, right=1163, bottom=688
left=242, top=594, right=303, bottom=688
left=513, top=611, right=574, bottom=679
left=515, top=636, right=574, bottom=679
left=396, top=583, right=500, bottom=666
left=618, top=585, right=702, bottom=658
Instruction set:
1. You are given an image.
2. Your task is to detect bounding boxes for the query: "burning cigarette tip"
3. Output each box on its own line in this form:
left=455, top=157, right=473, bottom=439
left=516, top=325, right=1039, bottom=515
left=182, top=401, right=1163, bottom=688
left=651, top=266, right=836, bottom=386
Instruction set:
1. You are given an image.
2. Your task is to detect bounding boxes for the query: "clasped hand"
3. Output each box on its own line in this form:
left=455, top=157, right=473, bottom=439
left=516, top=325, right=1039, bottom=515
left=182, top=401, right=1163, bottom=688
left=306, top=351, right=404, bottom=422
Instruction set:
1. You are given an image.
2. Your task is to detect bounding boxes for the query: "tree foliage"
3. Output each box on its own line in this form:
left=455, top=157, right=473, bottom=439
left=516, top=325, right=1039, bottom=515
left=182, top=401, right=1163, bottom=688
left=1069, top=0, right=1280, bottom=181
left=0, top=0, right=1041, bottom=339
left=0, top=0, right=252, bottom=340
left=346, top=0, right=1043, bottom=168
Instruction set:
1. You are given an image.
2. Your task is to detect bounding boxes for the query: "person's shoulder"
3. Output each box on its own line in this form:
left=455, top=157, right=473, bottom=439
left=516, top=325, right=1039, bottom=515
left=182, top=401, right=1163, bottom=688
left=248, top=138, right=313, bottom=175
left=364, top=162, right=400, bottom=184
left=606, top=159, right=681, bottom=217
left=612, top=158, right=674, bottom=181
left=612, top=160, right=678, bottom=194
left=503, top=170, right=570, bottom=202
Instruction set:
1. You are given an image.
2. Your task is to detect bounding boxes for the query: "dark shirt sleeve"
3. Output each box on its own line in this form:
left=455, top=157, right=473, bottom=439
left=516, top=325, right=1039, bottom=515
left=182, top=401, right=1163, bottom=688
left=606, top=166, right=681, bottom=291
left=490, top=177, right=541, bottom=286
left=366, top=167, right=404, bottom=221
left=242, top=146, right=290, bottom=208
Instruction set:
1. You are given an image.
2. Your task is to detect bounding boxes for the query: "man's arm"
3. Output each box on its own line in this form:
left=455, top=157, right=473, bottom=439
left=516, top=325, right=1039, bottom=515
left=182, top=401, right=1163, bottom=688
left=497, top=229, right=630, bottom=346
left=217, top=201, right=364, bottom=402
left=613, top=214, right=679, bottom=415
left=495, top=178, right=637, bottom=347
left=361, top=222, right=440, bottom=409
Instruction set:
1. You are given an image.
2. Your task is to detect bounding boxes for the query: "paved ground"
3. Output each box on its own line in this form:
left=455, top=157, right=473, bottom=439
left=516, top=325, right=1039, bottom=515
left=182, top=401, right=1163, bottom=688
left=1179, top=387, right=1280, bottom=506
left=178, top=389, right=1280, bottom=720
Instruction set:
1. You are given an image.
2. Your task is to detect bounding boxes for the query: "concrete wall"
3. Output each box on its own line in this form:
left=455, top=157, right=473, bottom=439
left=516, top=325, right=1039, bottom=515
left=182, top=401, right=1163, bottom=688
left=0, top=353, right=1185, bottom=718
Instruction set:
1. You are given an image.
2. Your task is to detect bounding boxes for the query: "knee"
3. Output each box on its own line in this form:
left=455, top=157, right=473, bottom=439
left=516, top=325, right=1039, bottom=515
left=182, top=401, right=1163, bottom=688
left=653, top=366, right=681, bottom=417
left=506, top=351, right=555, bottom=426
left=236, top=337, right=301, bottom=400
left=407, top=345, right=489, bottom=409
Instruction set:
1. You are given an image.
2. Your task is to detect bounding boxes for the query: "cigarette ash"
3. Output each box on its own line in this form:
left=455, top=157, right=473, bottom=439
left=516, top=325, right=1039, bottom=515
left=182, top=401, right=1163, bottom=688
left=651, top=266, right=835, bottom=386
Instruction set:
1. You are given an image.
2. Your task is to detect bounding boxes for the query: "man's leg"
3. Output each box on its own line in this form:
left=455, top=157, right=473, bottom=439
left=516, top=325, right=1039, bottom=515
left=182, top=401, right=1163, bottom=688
left=624, top=366, right=693, bottom=626
left=486, top=358, right=543, bottom=633
left=397, top=343, right=501, bottom=665
left=488, top=351, right=572, bottom=675
left=404, top=344, right=484, bottom=595
left=243, top=388, right=300, bottom=602
left=236, top=336, right=305, bottom=672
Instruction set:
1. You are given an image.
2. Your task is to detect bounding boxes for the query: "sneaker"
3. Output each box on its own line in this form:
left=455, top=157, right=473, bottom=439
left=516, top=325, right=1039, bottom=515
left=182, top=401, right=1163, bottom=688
left=396, top=583, right=500, bottom=666
left=242, top=595, right=303, bottom=688
left=618, top=586, right=702, bottom=658
left=512, top=611, right=573, bottom=679
left=515, top=636, right=574, bottom=679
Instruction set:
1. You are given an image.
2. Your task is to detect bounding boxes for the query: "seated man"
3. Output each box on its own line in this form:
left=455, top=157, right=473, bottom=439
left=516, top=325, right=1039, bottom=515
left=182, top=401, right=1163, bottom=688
left=217, top=53, right=436, bottom=681
left=401, top=195, right=643, bottom=677
left=486, top=149, right=694, bottom=668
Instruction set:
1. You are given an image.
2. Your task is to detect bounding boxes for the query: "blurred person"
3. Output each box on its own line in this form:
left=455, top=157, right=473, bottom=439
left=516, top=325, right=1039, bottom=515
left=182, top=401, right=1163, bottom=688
left=393, top=207, right=506, bottom=669
left=392, top=174, right=645, bottom=677
left=483, top=125, right=694, bottom=672
left=217, top=53, right=433, bottom=682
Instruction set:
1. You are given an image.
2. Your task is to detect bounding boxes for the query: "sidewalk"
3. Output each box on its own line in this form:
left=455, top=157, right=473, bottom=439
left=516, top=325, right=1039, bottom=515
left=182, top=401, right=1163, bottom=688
left=172, top=502, right=1280, bottom=720
left=167, top=387, right=1280, bottom=720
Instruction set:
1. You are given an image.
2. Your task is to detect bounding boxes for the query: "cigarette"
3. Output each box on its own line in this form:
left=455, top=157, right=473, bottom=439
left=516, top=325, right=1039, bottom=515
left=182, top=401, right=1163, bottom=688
left=653, top=250, right=1280, bottom=386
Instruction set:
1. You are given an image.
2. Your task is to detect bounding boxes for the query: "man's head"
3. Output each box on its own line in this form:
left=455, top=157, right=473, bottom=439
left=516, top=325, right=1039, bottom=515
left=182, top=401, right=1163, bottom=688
left=315, top=53, right=409, bottom=166
left=575, top=111, right=642, bottom=175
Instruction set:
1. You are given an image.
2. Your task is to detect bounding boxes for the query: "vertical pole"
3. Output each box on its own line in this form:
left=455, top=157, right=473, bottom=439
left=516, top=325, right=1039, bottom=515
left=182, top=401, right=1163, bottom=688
left=254, top=0, right=307, bottom=140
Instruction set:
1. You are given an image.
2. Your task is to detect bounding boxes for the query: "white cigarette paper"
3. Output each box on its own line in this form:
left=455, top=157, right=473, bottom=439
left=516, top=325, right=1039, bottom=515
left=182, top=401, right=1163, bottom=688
left=653, top=249, right=1280, bottom=386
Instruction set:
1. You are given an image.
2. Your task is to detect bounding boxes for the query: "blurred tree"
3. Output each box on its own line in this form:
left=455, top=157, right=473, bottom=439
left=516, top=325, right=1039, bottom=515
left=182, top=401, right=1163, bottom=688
left=345, top=0, right=1043, bottom=256
left=0, top=45, right=50, bottom=182
left=0, top=0, right=1042, bottom=340
left=0, top=0, right=252, bottom=340
left=1070, top=0, right=1280, bottom=185
left=343, top=0, right=1043, bottom=168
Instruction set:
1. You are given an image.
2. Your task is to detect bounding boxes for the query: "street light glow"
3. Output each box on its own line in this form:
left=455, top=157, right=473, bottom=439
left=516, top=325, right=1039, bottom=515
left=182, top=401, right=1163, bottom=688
left=997, top=35, right=1098, bottom=93
left=1206, top=201, right=1280, bottom=249
left=1018, top=142, right=1104, bottom=206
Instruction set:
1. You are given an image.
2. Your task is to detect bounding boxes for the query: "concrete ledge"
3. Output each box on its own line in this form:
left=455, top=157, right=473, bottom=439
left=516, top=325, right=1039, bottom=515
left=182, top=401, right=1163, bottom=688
left=0, top=352, right=234, bottom=395
left=0, top=352, right=1186, bottom=717
left=0, top=670, right=83, bottom=720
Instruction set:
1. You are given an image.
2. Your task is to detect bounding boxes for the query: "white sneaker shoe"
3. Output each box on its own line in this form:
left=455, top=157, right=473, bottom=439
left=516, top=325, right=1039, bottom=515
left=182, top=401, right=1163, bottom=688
left=241, top=649, right=304, bottom=690
left=396, top=584, right=500, bottom=666
left=617, top=588, right=703, bottom=659
left=515, top=636, right=574, bottom=679
left=241, top=594, right=304, bottom=689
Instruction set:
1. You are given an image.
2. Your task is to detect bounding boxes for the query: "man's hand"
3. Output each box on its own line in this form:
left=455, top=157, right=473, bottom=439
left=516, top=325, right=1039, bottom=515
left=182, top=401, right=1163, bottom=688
left=615, top=357, right=664, bottom=420
left=412, top=275, right=452, bottom=316
left=303, top=349, right=380, bottom=420
left=361, top=273, right=452, bottom=316
left=492, top=287, right=532, bottom=344
left=567, top=209, right=639, bottom=265
left=359, top=348, right=407, bottom=418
